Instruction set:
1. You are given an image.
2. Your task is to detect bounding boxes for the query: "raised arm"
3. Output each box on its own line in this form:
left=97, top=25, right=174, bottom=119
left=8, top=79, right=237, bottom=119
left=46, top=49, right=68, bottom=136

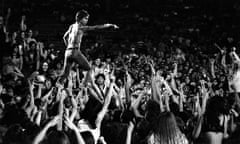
left=88, top=70, right=104, bottom=103
left=210, top=58, right=216, bottom=79
left=131, top=91, right=145, bottom=118
left=33, top=116, right=60, bottom=144
left=126, top=121, right=134, bottom=144
left=69, top=96, right=78, bottom=122
left=95, top=80, right=114, bottom=128
left=64, top=116, right=85, bottom=144
left=154, top=77, right=164, bottom=112
left=221, top=50, right=227, bottom=70
left=57, top=89, right=67, bottom=131
left=179, top=84, right=185, bottom=112
left=5, top=8, right=11, bottom=32
left=151, top=75, right=158, bottom=102
left=25, top=81, right=36, bottom=117
left=192, top=81, right=209, bottom=139
left=230, top=47, right=240, bottom=62
left=20, top=15, right=27, bottom=31
left=79, top=23, right=119, bottom=31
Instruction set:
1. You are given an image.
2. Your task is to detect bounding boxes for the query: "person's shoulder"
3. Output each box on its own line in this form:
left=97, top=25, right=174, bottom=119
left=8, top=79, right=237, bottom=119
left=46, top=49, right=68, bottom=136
left=68, top=23, right=76, bottom=29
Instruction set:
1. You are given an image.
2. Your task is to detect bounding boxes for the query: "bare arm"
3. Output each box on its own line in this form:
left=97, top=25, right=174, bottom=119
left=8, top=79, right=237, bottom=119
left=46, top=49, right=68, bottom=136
left=125, top=71, right=132, bottom=104
left=155, top=81, right=164, bottom=112
left=20, top=15, right=27, bottom=31
left=151, top=76, right=158, bottom=102
left=210, top=59, right=216, bottom=78
left=25, top=81, right=36, bottom=116
left=79, top=23, right=119, bottom=31
left=63, top=25, right=72, bottom=46
left=33, top=116, right=60, bottom=144
left=192, top=82, right=209, bottom=139
left=179, top=84, right=185, bottom=112
left=36, top=84, right=43, bottom=99
left=230, top=47, right=240, bottom=62
left=41, top=87, right=54, bottom=101
left=89, top=70, right=104, bottom=102
left=4, top=8, right=11, bottom=31
left=64, top=116, right=85, bottom=144
left=95, top=82, right=114, bottom=128
left=34, top=111, right=43, bottom=126
left=69, top=96, right=78, bottom=122
left=131, top=92, right=144, bottom=118
left=57, top=90, right=66, bottom=131
left=126, top=122, right=134, bottom=144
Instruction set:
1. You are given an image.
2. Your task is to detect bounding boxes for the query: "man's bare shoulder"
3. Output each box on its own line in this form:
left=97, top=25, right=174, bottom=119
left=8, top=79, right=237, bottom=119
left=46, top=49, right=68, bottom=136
left=69, top=23, right=75, bottom=28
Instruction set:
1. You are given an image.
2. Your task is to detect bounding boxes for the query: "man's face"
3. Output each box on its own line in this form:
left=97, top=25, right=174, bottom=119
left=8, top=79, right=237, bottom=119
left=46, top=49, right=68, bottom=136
left=80, top=15, right=89, bottom=25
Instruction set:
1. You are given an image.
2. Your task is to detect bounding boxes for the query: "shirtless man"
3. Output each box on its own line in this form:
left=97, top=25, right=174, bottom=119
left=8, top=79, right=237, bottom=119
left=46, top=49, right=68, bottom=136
left=60, top=10, right=118, bottom=83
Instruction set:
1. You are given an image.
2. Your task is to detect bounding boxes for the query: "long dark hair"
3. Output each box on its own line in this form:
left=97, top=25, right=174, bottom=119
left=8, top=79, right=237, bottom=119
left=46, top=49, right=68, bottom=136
left=203, top=96, right=230, bottom=132
left=150, top=112, right=184, bottom=143
left=47, top=130, right=70, bottom=144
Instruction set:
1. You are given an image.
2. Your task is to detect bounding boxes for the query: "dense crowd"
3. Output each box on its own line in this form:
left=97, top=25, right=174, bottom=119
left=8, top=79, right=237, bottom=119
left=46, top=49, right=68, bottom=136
left=1, top=3, right=240, bottom=144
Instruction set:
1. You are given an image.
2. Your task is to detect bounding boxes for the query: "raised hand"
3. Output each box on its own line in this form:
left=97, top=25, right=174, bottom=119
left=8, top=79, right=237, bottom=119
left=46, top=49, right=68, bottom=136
left=47, top=115, right=60, bottom=127
left=7, top=8, right=11, bottom=14
left=209, top=58, right=215, bottom=64
left=128, top=121, right=135, bottom=132
left=56, top=81, right=64, bottom=90
left=64, top=115, right=77, bottom=130
left=98, top=136, right=107, bottom=144
left=232, top=47, right=236, bottom=52
left=21, top=15, right=26, bottom=21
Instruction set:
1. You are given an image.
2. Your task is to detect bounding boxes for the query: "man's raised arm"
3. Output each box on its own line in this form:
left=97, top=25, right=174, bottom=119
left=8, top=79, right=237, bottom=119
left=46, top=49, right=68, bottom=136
left=79, top=23, right=119, bottom=31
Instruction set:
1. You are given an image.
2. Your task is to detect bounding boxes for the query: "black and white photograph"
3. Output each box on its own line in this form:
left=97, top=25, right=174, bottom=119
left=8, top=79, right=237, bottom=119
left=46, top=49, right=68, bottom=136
left=0, top=0, right=240, bottom=144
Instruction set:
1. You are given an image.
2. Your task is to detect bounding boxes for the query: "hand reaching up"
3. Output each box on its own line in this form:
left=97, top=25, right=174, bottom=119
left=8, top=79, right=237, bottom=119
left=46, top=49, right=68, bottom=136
left=47, top=115, right=61, bottom=127
left=128, top=121, right=135, bottom=132
left=209, top=58, right=215, bottom=65
left=64, top=116, right=78, bottom=130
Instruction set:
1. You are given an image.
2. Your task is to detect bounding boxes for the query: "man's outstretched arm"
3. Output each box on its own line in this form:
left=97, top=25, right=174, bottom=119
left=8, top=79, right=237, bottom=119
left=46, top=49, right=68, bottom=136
left=79, top=23, right=119, bottom=31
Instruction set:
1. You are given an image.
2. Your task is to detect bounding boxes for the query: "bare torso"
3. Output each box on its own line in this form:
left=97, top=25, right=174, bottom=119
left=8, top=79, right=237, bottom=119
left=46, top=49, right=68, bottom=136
left=67, top=23, right=84, bottom=49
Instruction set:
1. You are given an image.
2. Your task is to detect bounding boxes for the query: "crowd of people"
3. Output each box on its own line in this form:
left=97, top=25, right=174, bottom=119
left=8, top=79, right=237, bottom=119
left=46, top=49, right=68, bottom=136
left=1, top=2, right=240, bottom=144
